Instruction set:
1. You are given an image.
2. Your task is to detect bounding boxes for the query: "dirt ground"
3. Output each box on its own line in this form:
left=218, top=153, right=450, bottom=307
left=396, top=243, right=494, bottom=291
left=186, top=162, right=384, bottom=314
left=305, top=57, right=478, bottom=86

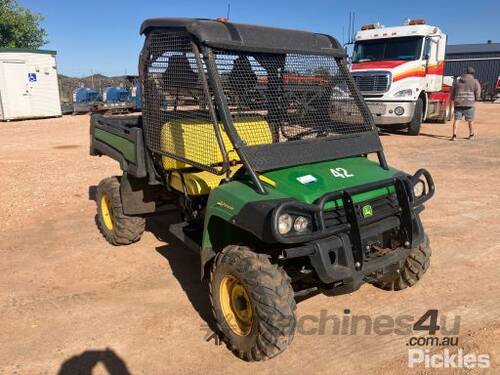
left=1, top=103, right=499, bottom=374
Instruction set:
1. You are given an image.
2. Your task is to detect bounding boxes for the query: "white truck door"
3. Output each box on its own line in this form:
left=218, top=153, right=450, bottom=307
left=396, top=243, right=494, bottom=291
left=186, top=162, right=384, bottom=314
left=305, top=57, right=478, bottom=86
left=424, top=35, right=445, bottom=92
left=2, top=61, right=31, bottom=119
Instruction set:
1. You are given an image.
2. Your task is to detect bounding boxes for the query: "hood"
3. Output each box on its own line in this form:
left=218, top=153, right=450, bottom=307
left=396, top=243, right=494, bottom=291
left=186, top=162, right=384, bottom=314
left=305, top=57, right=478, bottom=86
left=262, top=157, right=398, bottom=205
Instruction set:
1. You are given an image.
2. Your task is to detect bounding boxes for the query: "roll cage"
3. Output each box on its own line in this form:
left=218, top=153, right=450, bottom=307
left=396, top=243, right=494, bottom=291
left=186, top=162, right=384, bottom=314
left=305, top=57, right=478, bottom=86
left=139, top=18, right=389, bottom=194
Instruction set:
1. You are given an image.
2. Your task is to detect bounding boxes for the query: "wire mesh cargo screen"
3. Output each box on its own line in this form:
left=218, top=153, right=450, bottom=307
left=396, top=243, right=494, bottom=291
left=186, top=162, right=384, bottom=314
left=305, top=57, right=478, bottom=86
left=140, top=19, right=383, bottom=179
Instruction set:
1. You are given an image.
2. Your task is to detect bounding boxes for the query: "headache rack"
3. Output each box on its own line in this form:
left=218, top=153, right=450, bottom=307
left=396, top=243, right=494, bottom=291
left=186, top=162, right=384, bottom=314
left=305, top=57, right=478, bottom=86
left=139, top=18, right=389, bottom=193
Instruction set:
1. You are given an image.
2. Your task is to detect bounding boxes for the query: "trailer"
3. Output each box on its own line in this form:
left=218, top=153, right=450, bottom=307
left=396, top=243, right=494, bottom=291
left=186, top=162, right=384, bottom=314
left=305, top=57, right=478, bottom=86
left=131, top=84, right=142, bottom=111
left=72, top=87, right=102, bottom=114
left=0, top=48, right=62, bottom=121
left=96, top=86, right=135, bottom=113
left=123, top=75, right=143, bottom=111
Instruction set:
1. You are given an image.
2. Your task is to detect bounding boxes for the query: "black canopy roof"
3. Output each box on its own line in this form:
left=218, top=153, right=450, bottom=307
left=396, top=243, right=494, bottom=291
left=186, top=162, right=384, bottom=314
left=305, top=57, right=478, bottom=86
left=140, top=18, right=344, bottom=56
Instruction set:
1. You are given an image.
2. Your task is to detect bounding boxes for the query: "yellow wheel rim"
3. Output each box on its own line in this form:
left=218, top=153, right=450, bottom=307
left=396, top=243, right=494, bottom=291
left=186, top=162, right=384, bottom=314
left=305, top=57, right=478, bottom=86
left=100, top=193, right=114, bottom=231
left=219, top=275, right=253, bottom=336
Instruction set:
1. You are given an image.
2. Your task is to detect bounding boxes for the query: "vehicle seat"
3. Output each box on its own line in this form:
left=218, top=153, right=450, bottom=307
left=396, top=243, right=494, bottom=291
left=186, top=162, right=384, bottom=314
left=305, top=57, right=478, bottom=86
left=163, top=54, right=198, bottom=92
left=229, top=56, right=258, bottom=107
left=160, top=117, right=273, bottom=195
left=168, top=165, right=244, bottom=195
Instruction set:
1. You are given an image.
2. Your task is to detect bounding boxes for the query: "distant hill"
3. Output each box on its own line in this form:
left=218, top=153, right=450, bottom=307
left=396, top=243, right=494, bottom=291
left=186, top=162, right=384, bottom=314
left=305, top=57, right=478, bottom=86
left=58, top=74, right=138, bottom=103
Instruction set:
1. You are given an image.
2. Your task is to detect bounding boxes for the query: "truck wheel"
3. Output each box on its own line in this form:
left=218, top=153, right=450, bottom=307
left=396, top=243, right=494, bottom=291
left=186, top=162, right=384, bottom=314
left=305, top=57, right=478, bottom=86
left=372, top=235, right=431, bottom=291
left=408, top=98, right=424, bottom=135
left=209, top=245, right=296, bottom=361
left=437, top=101, right=453, bottom=123
left=96, top=176, right=145, bottom=245
left=437, top=105, right=448, bottom=123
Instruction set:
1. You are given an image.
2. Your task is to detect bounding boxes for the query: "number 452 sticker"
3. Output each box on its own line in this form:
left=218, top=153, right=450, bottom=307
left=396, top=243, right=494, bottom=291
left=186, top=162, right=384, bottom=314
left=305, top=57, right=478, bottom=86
left=330, top=167, right=354, bottom=179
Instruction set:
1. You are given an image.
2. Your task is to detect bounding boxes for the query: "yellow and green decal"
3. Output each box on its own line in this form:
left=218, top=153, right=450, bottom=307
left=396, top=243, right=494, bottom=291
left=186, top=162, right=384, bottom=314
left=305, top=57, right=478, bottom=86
left=362, top=204, right=373, bottom=218
left=215, top=200, right=235, bottom=211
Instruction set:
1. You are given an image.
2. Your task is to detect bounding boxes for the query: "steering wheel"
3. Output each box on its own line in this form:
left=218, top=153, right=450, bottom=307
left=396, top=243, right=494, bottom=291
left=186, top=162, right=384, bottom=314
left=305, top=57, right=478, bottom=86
left=285, top=128, right=328, bottom=142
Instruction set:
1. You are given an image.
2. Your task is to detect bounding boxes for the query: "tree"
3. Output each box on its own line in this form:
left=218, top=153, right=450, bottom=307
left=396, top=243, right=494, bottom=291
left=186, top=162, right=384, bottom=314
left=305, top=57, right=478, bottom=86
left=0, top=0, right=48, bottom=49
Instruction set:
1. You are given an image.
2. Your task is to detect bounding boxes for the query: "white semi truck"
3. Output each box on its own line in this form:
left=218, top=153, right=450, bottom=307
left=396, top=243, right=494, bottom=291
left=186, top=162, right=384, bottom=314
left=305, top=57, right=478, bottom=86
left=350, top=19, right=453, bottom=135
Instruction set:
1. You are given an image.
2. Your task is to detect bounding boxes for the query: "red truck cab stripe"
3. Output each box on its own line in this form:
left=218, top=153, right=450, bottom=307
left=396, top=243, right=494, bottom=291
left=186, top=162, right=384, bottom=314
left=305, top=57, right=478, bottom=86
left=351, top=60, right=407, bottom=70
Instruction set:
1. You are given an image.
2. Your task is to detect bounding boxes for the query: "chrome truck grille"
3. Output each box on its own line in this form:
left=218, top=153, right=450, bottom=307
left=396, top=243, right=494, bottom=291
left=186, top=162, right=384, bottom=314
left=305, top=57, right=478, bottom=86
left=352, top=72, right=391, bottom=94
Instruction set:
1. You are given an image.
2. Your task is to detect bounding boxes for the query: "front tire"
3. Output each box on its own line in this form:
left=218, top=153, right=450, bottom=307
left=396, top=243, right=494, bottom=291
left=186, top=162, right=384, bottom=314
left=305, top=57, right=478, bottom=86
left=96, top=176, right=145, bottom=245
left=408, top=98, right=424, bottom=135
left=209, top=246, right=296, bottom=361
left=372, top=235, right=431, bottom=291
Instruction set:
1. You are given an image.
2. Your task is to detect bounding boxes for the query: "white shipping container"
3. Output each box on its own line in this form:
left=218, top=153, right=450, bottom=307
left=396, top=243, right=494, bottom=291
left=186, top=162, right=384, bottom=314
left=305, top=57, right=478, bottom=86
left=0, top=48, right=62, bottom=121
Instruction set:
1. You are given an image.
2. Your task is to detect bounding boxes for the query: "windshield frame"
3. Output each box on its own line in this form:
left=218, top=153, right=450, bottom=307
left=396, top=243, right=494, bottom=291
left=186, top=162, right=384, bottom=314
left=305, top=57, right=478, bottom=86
left=352, top=36, right=424, bottom=63
left=139, top=29, right=389, bottom=194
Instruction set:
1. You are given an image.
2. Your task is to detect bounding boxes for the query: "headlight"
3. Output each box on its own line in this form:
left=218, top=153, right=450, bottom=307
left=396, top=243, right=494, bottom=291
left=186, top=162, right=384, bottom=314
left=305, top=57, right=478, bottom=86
left=394, top=106, right=405, bottom=116
left=413, top=180, right=425, bottom=198
left=293, top=216, right=309, bottom=233
left=278, top=214, right=293, bottom=234
left=394, top=89, right=413, bottom=97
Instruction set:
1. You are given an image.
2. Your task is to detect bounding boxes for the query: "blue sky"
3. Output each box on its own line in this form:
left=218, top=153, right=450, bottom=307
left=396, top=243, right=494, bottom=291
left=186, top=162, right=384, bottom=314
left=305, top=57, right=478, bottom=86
left=20, top=0, right=500, bottom=77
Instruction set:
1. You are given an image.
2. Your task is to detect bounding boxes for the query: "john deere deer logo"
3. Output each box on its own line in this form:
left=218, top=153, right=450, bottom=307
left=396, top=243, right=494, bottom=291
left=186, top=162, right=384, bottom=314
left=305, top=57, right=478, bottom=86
left=362, top=204, right=373, bottom=218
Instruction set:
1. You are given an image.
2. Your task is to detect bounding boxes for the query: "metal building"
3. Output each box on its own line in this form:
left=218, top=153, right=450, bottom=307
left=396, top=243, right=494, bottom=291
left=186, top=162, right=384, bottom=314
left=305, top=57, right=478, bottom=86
left=0, top=48, right=62, bottom=121
left=445, top=43, right=500, bottom=100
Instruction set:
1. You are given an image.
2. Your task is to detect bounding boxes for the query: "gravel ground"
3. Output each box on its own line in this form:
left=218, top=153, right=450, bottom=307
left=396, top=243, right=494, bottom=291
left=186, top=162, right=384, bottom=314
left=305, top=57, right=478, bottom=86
left=0, top=104, right=499, bottom=374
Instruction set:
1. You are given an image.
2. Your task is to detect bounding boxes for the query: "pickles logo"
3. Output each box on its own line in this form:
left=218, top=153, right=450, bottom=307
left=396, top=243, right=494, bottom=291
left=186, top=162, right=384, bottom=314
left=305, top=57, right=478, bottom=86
left=362, top=204, right=373, bottom=218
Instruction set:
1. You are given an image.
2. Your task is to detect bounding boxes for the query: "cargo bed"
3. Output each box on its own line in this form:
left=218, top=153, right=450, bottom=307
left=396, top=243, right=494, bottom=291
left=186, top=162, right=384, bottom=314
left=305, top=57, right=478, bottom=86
left=90, top=114, right=148, bottom=178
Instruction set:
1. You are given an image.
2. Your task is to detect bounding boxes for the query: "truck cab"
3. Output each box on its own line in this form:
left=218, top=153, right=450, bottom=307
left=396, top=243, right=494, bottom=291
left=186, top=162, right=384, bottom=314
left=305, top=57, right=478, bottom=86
left=351, top=19, right=451, bottom=134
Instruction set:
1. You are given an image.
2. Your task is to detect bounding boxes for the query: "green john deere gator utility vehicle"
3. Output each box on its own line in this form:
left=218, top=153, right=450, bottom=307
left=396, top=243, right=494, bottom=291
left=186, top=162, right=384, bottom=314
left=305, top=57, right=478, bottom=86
left=90, top=18, right=435, bottom=361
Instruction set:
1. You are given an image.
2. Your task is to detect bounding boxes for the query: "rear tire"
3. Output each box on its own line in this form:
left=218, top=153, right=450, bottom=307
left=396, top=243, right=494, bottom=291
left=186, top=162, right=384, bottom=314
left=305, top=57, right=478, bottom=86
left=372, top=235, right=431, bottom=291
left=438, top=101, right=453, bottom=123
left=96, top=176, right=145, bottom=245
left=209, top=246, right=296, bottom=361
left=408, top=98, right=424, bottom=135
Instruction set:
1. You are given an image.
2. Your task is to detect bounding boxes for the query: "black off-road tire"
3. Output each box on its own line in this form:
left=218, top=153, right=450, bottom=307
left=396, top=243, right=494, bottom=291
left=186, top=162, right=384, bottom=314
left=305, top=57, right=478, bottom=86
left=372, top=235, right=431, bottom=291
left=408, top=98, right=424, bottom=135
left=96, top=176, right=145, bottom=245
left=209, top=246, right=296, bottom=361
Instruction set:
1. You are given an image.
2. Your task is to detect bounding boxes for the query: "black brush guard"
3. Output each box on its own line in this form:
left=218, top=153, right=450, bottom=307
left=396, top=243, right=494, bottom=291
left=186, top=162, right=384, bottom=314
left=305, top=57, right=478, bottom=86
left=272, top=169, right=435, bottom=271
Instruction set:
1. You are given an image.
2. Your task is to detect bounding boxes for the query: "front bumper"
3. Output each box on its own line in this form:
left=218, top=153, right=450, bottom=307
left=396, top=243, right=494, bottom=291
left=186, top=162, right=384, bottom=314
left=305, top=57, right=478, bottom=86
left=365, top=100, right=416, bottom=125
left=285, top=216, right=420, bottom=295
left=274, top=170, right=434, bottom=295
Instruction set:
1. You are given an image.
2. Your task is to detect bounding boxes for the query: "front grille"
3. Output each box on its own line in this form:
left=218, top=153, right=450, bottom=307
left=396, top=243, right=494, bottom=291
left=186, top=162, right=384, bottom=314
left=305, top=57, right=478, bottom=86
left=322, top=193, right=398, bottom=229
left=352, top=73, right=390, bottom=94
